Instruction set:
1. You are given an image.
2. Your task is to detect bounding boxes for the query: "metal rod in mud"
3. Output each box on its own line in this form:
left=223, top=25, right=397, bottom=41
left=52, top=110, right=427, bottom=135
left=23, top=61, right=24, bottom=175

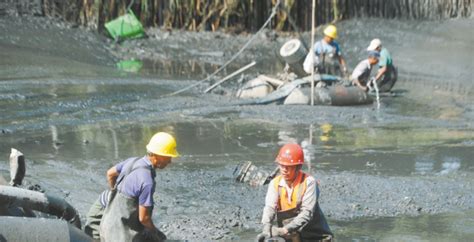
left=310, top=0, right=316, bottom=106
left=204, top=61, right=256, bottom=93
left=372, top=78, right=380, bottom=109
left=163, top=0, right=280, bottom=97
left=308, top=124, right=313, bottom=173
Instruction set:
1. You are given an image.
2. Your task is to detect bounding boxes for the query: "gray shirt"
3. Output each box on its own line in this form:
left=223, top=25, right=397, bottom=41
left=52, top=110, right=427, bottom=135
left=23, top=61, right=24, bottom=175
left=261, top=174, right=318, bottom=232
left=351, top=59, right=373, bottom=85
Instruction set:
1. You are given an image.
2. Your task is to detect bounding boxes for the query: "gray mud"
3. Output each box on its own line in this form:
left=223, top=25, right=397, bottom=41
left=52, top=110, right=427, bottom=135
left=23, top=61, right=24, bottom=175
left=150, top=168, right=474, bottom=240
left=1, top=12, right=474, bottom=241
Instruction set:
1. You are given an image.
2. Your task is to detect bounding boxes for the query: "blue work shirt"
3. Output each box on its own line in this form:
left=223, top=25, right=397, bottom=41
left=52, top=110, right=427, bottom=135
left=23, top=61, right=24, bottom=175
left=313, top=40, right=342, bottom=57
left=116, top=156, right=156, bottom=207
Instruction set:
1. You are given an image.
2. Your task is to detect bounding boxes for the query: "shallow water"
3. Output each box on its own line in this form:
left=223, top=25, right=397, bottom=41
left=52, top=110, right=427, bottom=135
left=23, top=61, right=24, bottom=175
left=1, top=16, right=473, bottom=240
left=334, top=209, right=474, bottom=241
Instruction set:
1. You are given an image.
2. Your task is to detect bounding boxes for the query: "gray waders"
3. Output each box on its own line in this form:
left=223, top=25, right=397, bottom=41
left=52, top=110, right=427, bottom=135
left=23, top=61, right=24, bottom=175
left=84, top=198, right=104, bottom=239
left=378, top=64, right=398, bottom=92
left=100, top=192, right=143, bottom=242
left=317, top=41, right=341, bottom=76
left=318, top=55, right=340, bottom=76
left=276, top=204, right=333, bottom=242
left=276, top=182, right=333, bottom=242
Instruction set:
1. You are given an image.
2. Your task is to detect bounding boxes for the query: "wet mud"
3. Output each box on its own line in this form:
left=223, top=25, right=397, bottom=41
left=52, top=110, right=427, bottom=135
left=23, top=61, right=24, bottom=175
left=1, top=12, right=473, bottom=241
left=151, top=168, right=474, bottom=240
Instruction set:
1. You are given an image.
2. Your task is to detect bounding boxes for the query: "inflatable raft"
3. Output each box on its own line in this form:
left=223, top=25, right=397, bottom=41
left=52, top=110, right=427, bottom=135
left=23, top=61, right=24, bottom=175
left=237, top=76, right=373, bottom=106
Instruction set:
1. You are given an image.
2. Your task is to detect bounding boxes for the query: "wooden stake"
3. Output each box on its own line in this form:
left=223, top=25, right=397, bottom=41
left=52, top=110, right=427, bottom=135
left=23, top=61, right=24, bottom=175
left=310, top=0, right=316, bottom=106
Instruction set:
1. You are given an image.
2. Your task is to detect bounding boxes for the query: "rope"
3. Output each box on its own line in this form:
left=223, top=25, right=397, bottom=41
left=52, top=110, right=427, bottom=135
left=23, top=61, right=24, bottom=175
left=127, top=0, right=135, bottom=11
left=115, top=0, right=136, bottom=43
left=278, top=4, right=309, bottom=51
left=165, top=0, right=281, bottom=97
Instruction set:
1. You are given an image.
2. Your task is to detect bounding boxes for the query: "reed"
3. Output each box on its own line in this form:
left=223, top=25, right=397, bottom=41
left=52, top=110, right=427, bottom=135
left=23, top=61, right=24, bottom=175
left=36, top=0, right=472, bottom=32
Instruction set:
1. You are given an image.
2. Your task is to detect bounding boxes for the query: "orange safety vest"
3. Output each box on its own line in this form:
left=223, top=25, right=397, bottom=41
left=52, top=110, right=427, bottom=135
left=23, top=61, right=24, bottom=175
left=274, top=171, right=308, bottom=212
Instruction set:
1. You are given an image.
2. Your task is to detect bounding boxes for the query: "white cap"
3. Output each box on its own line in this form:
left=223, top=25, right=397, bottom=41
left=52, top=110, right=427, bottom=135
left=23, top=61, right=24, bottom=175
left=367, top=38, right=382, bottom=51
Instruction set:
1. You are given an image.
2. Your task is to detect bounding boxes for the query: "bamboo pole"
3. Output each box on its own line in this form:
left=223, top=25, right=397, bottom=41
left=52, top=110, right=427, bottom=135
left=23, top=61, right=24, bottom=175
left=307, top=123, right=313, bottom=173
left=203, top=61, right=256, bottom=93
left=310, top=0, right=316, bottom=106
left=332, top=0, right=339, bottom=22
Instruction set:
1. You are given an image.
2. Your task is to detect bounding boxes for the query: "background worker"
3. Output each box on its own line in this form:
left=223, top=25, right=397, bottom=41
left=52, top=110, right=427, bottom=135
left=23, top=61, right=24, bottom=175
left=303, top=24, right=348, bottom=76
left=366, top=38, right=398, bottom=92
left=84, top=132, right=178, bottom=242
left=257, top=143, right=332, bottom=242
left=351, top=51, right=380, bottom=91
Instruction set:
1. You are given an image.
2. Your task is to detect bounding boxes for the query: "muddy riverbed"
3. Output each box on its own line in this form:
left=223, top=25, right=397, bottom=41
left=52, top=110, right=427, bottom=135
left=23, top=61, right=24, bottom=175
left=1, top=13, right=473, bottom=241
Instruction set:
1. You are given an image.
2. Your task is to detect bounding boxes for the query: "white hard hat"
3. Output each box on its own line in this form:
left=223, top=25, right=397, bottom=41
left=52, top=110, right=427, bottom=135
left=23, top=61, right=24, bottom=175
left=367, top=38, right=382, bottom=51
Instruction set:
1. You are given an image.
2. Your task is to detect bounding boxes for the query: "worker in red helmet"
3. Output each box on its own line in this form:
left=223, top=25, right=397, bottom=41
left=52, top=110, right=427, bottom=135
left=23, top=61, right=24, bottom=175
left=257, top=143, right=333, bottom=242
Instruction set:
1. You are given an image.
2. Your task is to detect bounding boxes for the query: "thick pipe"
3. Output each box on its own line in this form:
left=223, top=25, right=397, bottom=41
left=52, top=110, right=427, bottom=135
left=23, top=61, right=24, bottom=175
left=0, top=185, right=81, bottom=228
left=311, top=85, right=373, bottom=106
left=0, top=216, right=92, bottom=242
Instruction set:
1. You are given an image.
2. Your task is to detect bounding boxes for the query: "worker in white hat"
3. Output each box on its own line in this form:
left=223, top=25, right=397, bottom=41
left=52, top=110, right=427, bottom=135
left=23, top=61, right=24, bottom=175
left=366, top=38, right=397, bottom=92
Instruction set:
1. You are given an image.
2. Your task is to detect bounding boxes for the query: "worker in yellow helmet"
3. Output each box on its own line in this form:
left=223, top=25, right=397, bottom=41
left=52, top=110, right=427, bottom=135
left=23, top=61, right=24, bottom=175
left=85, top=132, right=178, bottom=241
left=303, top=24, right=348, bottom=77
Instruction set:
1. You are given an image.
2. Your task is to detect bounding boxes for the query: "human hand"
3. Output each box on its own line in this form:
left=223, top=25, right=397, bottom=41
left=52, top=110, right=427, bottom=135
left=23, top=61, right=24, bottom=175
left=256, top=224, right=272, bottom=242
left=256, top=232, right=269, bottom=242
left=369, top=77, right=377, bottom=85
left=342, top=66, right=348, bottom=75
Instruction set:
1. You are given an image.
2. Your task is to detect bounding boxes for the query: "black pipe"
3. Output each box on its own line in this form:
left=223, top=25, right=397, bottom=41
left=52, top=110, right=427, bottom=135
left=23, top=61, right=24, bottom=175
left=0, top=216, right=92, bottom=242
left=0, top=185, right=81, bottom=228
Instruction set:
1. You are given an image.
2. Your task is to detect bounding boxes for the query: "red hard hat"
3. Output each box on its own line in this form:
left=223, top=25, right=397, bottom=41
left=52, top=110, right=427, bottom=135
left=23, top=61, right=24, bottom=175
left=275, top=143, right=304, bottom=166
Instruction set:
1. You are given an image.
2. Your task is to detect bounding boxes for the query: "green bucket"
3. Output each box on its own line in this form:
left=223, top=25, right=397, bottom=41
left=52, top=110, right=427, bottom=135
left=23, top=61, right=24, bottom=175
left=105, top=10, right=145, bottom=40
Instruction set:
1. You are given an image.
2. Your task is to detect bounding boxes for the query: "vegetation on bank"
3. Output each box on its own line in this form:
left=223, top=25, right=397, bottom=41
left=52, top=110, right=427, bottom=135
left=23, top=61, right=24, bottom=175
left=10, top=0, right=474, bottom=32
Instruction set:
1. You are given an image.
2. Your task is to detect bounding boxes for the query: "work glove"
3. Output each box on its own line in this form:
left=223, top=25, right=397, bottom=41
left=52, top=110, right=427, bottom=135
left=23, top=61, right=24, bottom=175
left=256, top=233, right=267, bottom=242
left=284, top=63, right=290, bottom=73
left=342, top=65, right=349, bottom=76
left=271, top=226, right=289, bottom=237
left=256, top=224, right=272, bottom=242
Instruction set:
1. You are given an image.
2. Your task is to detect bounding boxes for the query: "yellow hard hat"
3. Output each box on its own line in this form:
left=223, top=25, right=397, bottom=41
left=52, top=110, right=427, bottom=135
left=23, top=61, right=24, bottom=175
left=146, top=132, right=179, bottom=157
left=323, top=25, right=338, bottom=39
